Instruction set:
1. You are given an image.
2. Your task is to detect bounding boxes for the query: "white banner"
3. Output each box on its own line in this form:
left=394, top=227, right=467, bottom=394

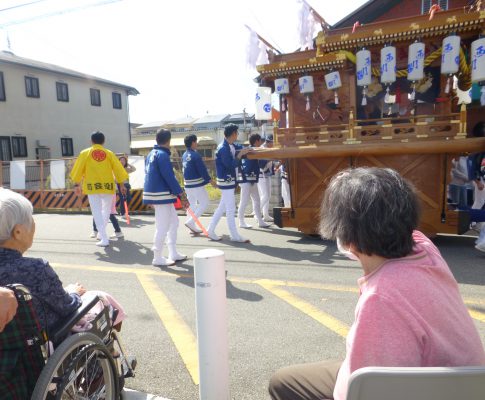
left=50, top=160, right=66, bottom=189
left=128, top=156, right=145, bottom=189
left=10, top=161, right=26, bottom=190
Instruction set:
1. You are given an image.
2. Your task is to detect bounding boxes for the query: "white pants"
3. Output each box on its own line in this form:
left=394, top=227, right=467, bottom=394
left=282, top=178, right=291, bottom=208
left=88, top=194, right=113, bottom=243
left=153, top=203, right=179, bottom=259
left=258, top=176, right=272, bottom=219
left=238, top=182, right=263, bottom=224
left=185, top=186, right=209, bottom=224
left=208, top=188, right=240, bottom=239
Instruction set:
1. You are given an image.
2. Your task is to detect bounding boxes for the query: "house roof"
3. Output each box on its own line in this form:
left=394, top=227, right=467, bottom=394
left=0, top=50, right=139, bottom=95
left=194, top=114, right=230, bottom=125
left=136, top=121, right=168, bottom=129
left=226, top=113, right=255, bottom=121
left=332, top=0, right=403, bottom=29
left=165, top=116, right=197, bottom=126
left=131, top=136, right=215, bottom=149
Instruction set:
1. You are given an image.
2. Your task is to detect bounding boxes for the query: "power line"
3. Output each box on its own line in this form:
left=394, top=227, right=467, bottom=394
left=0, top=0, right=49, bottom=13
left=0, top=0, right=123, bottom=28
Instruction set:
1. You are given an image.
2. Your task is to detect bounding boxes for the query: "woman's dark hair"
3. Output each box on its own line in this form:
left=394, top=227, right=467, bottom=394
left=224, top=123, right=239, bottom=138
left=119, top=156, right=127, bottom=166
left=319, top=167, right=420, bottom=258
left=184, top=134, right=197, bottom=148
left=249, top=133, right=262, bottom=146
left=91, top=131, right=105, bottom=144
left=156, top=129, right=171, bottom=145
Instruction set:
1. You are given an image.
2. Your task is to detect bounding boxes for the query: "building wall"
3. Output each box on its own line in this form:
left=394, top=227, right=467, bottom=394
left=373, top=0, right=470, bottom=22
left=0, top=61, right=131, bottom=160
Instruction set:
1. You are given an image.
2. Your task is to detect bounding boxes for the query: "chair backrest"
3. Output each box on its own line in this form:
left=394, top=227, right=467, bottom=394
left=346, top=366, right=485, bottom=400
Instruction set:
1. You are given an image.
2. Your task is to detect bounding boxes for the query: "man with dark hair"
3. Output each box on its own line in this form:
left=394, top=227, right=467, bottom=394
left=143, top=129, right=189, bottom=266
left=258, top=134, right=275, bottom=222
left=207, top=123, right=251, bottom=242
left=182, top=134, right=215, bottom=234
left=70, top=131, right=128, bottom=247
left=269, top=167, right=485, bottom=400
left=237, top=133, right=271, bottom=229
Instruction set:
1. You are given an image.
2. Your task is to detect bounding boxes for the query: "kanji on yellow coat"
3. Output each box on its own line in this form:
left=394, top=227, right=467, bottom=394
left=70, top=144, right=128, bottom=194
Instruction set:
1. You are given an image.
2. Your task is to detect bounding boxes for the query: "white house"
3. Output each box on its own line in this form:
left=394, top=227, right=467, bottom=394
left=0, top=50, right=139, bottom=161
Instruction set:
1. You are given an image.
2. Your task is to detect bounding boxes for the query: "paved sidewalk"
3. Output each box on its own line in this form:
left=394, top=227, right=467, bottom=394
left=123, top=388, right=171, bottom=400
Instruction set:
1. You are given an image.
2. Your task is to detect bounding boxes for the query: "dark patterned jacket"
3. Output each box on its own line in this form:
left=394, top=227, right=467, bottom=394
left=0, top=247, right=81, bottom=332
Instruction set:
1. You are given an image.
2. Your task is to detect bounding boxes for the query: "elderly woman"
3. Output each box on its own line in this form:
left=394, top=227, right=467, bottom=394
left=269, top=167, right=485, bottom=400
left=0, top=188, right=124, bottom=334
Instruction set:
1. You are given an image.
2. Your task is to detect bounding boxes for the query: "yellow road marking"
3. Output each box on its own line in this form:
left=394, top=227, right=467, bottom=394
left=468, top=308, right=485, bottom=323
left=136, top=273, right=199, bottom=385
left=51, top=263, right=359, bottom=292
left=257, top=280, right=350, bottom=338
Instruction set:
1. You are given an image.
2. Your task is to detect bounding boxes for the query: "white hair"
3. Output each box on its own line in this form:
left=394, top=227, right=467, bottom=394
left=0, top=188, right=34, bottom=243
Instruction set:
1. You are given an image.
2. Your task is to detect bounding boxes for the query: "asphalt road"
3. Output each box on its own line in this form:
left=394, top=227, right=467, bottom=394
left=29, top=212, right=485, bottom=400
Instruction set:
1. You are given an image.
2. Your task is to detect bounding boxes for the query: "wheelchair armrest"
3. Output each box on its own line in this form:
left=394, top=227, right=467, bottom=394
left=50, top=293, right=100, bottom=345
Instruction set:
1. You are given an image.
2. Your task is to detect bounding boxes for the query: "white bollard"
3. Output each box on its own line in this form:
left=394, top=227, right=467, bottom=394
left=194, top=249, right=229, bottom=400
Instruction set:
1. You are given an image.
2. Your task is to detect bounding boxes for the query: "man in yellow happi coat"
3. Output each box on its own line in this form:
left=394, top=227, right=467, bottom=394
left=70, top=131, right=128, bottom=247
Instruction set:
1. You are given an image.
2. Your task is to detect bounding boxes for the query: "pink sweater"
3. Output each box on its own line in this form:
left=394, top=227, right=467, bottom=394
left=334, top=231, right=485, bottom=400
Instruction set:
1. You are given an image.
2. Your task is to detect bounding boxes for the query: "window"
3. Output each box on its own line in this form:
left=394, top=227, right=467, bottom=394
left=90, top=88, right=101, bottom=106
left=56, top=82, right=69, bottom=102
left=0, top=136, right=12, bottom=161
left=112, top=92, right=122, bottom=109
left=422, top=0, right=447, bottom=14
left=61, top=138, right=74, bottom=157
left=0, top=72, right=5, bottom=101
left=12, top=136, right=27, bottom=157
left=25, top=76, right=40, bottom=98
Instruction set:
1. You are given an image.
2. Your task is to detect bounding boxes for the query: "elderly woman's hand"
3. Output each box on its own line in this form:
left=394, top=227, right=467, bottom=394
left=65, top=283, right=86, bottom=296
left=0, top=287, right=18, bottom=332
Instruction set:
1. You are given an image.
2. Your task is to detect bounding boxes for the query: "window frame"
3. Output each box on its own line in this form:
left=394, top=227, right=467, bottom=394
left=61, top=137, right=74, bottom=157
left=112, top=92, right=122, bottom=109
left=0, top=72, right=5, bottom=101
left=56, top=81, right=69, bottom=102
left=90, top=88, right=101, bottom=106
left=0, top=136, right=12, bottom=161
left=25, top=76, right=40, bottom=98
left=11, top=136, right=27, bottom=158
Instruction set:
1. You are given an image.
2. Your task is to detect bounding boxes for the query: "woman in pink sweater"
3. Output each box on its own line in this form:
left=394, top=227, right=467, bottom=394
left=269, top=167, right=485, bottom=400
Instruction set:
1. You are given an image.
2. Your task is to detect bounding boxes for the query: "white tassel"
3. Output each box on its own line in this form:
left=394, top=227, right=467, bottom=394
left=306, top=95, right=310, bottom=111
left=385, top=86, right=390, bottom=103
left=334, top=91, right=339, bottom=105
left=481, top=87, right=485, bottom=106
left=361, top=87, right=367, bottom=106
left=445, top=76, right=451, bottom=94
left=281, top=95, right=286, bottom=112
left=410, top=84, right=416, bottom=101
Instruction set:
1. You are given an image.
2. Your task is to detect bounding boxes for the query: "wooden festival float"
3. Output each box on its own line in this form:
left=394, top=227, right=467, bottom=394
left=249, top=6, right=485, bottom=236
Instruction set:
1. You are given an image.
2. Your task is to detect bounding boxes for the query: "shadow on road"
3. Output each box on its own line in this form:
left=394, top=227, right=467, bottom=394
left=433, top=235, right=485, bottom=286
left=94, top=239, right=153, bottom=265
left=154, top=262, right=264, bottom=302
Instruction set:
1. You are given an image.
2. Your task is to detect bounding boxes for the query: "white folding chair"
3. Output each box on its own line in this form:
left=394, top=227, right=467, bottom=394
left=346, top=366, right=485, bottom=400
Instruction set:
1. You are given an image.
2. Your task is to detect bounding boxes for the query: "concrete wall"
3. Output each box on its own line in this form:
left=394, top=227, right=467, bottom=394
left=0, top=62, right=132, bottom=159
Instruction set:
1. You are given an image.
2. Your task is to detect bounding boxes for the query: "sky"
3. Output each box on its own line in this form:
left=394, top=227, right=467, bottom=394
left=0, top=0, right=368, bottom=124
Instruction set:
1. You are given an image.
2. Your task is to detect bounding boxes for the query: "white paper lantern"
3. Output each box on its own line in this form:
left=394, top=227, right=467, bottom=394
left=356, top=49, right=372, bottom=87
left=407, top=42, right=425, bottom=81
left=441, top=35, right=461, bottom=75
left=255, top=86, right=272, bottom=120
left=380, top=46, right=396, bottom=84
left=274, top=78, right=290, bottom=94
left=324, top=71, right=342, bottom=90
left=299, top=76, right=314, bottom=93
left=471, top=37, right=485, bottom=83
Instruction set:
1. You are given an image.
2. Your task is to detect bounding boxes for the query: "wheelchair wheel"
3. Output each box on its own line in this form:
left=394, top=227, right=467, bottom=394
left=31, top=332, right=119, bottom=400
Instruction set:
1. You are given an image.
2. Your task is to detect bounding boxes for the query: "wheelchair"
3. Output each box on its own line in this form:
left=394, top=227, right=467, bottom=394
left=0, top=284, right=136, bottom=399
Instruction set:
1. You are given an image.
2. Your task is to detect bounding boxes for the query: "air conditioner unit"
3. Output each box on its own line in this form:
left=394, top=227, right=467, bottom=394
left=36, top=140, right=47, bottom=147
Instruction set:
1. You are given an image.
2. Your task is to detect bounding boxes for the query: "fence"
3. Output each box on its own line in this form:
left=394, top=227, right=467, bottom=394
left=0, top=156, right=283, bottom=214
